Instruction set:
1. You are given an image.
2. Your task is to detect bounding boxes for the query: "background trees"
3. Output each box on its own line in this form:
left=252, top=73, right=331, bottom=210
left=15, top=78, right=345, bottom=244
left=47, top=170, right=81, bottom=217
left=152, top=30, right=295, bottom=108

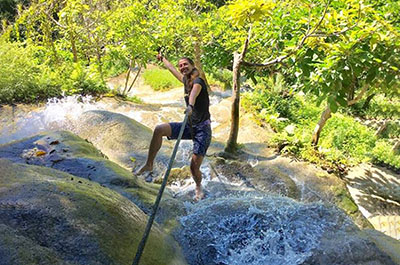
left=1, top=0, right=399, bottom=169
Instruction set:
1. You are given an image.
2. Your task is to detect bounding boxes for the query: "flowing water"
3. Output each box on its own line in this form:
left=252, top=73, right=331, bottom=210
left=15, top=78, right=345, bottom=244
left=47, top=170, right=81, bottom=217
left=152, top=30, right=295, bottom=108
left=177, top=196, right=353, bottom=265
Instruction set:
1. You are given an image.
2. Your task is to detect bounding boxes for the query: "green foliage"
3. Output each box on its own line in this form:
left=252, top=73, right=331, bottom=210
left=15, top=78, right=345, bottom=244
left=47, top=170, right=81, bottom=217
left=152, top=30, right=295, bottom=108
left=0, top=41, right=60, bottom=103
left=226, top=0, right=275, bottom=27
left=125, top=95, right=143, bottom=104
left=372, top=140, right=400, bottom=169
left=142, top=68, right=182, bottom=91
left=242, top=80, right=317, bottom=131
left=319, top=115, right=376, bottom=164
left=57, top=63, right=108, bottom=95
left=0, top=41, right=107, bottom=104
left=364, top=96, right=400, bottom=120
left=207, top=68, right=232, bottom=90
left=243, top=84, right=400, bottom=171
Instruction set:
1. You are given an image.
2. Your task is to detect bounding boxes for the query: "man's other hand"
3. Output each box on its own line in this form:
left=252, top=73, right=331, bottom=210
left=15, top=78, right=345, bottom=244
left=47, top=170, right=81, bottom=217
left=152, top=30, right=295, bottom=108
left=185, top=105, right=193, bottom=116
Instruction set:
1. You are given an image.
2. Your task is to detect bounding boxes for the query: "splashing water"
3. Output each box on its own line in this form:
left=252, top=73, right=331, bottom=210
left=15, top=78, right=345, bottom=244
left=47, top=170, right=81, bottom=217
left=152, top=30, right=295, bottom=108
left=0, top=95, right=111, bottom=144
left=176, top=196, right=352, bottom=265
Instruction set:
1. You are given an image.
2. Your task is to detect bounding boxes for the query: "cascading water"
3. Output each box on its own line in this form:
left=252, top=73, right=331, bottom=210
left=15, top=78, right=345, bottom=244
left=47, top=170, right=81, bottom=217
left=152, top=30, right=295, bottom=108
left=176, top=196, right=353, bottom=265
left=0, top=95, right=205, bottom=170
left=0, top=95, right=110, bottom=144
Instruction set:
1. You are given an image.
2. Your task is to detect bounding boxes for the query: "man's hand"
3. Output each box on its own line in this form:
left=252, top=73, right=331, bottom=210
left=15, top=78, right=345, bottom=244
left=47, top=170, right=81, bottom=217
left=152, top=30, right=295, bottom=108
left=185, top=104, right=193, bottom=116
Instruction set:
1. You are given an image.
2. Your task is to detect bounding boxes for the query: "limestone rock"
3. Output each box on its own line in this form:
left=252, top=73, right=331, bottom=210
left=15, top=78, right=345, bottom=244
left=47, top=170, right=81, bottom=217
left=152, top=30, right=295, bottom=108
left=346, top=163, right=400, bottom=239
left=0, top=159, right=187, bottom=265
left=75, top=110, right=173, bottom=171
left=0, top=131, right=185, bottom=226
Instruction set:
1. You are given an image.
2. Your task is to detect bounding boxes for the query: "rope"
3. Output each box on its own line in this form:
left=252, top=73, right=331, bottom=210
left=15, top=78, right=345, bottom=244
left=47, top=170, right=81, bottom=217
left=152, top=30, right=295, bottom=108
left=132, top=111, right=189, bottom=265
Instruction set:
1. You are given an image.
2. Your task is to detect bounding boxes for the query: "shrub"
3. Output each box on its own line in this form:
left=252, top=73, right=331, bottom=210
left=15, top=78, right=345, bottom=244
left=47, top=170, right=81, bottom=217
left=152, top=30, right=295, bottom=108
left=0, top=42, right=61, bottom=103
left=207, top=68, right=232, bottom=90
left=0, top=41, right=108, bottom=104
left=371, top=140, right=400, bottom=170
left=142, top=68, right=181, bottom=91
left=242, top=84, right=397, bottom=171
left=319, top=114, right=377, bottom=164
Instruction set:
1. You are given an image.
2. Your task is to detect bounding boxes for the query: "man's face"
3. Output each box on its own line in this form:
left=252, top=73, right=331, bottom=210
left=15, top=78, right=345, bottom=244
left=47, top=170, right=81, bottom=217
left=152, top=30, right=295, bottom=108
left=178, top=59, right=194, bottom=75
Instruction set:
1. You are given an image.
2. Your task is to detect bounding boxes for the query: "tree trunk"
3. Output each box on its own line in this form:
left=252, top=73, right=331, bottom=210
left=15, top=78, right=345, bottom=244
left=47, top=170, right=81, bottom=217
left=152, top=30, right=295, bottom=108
left=71, top=35, right=78, bottom=63
left=362, top=93, right=376, bottom=110
left=122, top=59, right=133, bottom=96
left=194, top=39, right=210, bottom=92
left=392, top=140, right=400, bottom=153
left=127, top=66, right=141, bottom=94
left=225, top=26, right=252, bottom=154
left=96, top=47, right=103, bottom=80
left=312, top=105, right=332, bottom=146
left=225, top=52, right=242, bottom=153
left=375, top=120, right=388, bottom=137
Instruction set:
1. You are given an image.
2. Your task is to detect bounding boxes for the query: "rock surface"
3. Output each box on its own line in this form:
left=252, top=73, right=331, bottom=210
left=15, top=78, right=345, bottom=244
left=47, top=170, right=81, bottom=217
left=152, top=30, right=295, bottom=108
left=346, top=163, right=400, bottom=240
left=75, top=110, right=173, bottom=171
left=0, top=159, right=186, bottom=265
left=0, top=131, right=185, bottom=226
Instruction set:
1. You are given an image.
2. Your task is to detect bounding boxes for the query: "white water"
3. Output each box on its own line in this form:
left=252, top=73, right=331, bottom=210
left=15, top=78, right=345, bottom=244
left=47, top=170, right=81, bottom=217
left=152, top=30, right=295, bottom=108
left=177, top=196, right=353, bottom=265
left=0, top=95, right=112, bottom=145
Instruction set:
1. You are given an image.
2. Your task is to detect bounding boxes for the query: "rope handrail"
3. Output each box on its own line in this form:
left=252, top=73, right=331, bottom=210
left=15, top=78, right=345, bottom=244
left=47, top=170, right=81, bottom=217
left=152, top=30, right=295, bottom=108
left=132, top=111, right=189, bottom=265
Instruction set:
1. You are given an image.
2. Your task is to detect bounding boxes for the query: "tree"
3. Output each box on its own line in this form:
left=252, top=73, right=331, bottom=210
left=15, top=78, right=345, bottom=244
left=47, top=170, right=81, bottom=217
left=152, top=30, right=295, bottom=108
left=220, top=0, right=400, bottom=151
left=222, top=0, right=275, bottom=153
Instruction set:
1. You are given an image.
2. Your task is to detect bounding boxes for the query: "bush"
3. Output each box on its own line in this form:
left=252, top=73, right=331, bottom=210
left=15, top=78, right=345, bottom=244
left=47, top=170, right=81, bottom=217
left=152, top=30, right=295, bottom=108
left=142, top=68, right=181, bottom=91
left=0, top=41, right=108, bottom=104
left=371, top=140, right=400, bottom=170
left=207, top=68, right=232, bottom=90
left=319, top=114, right=377, bottom=164
left=0, top=42, right=60, bottom=103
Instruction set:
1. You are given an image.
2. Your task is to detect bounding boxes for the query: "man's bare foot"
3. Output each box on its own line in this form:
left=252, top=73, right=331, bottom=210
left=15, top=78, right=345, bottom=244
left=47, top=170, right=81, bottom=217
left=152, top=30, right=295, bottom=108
left=134, top=164, right=153, bottom=176
left=193, top=186, right=205, bottom=202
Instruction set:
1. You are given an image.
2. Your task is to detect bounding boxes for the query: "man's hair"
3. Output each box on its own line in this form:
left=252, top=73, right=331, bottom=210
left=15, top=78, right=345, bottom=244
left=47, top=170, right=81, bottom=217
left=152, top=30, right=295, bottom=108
left=179, top=57, right=195, bottom=66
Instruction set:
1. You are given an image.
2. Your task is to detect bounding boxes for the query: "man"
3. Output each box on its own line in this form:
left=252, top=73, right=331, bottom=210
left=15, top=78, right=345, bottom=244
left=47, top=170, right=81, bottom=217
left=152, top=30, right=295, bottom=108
left=136, top=54, right=211, bottom=201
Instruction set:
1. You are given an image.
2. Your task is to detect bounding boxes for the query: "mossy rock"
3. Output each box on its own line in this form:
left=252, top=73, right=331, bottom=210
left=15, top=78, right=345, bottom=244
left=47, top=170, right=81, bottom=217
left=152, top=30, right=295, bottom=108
left=154, top=166, right=192, bottom=185
left=0, top=131, right=186, bottom=227
left=0, top=159, right=187, bottom=265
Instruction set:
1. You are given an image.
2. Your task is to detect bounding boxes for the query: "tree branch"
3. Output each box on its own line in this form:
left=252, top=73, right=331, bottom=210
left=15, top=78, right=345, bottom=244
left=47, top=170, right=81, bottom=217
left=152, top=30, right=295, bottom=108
left=347, top=84, right=368, bottom=106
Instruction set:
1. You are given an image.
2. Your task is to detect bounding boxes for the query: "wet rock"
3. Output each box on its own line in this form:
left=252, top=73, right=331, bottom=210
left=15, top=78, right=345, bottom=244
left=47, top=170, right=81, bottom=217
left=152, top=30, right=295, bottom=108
left=154, top=166, right=192, bottom=185
left=75, top=110, right=173, bottom=171
left=209, top=157, right=299, bottom=198
left=0, top=131, right=185, bottom=227
left=0, top=159, right=187, bottom=265
left=303, top=230, right=396, bottom=265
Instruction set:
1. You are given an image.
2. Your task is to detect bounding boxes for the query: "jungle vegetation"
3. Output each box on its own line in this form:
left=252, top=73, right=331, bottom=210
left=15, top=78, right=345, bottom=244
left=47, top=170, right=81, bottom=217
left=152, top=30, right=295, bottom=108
left=1, top=0, right=399, bottom=171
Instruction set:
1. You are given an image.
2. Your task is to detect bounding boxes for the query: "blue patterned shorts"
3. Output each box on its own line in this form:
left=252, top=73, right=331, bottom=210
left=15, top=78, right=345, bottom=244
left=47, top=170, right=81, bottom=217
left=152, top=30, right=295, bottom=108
left=168, top=119, right=212, bottom=156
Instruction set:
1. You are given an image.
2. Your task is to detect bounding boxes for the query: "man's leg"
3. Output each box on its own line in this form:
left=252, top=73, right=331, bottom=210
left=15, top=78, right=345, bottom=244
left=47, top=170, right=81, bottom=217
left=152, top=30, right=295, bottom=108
left=190, top=154, right=205, bottom=200
left=137, top=123, right=171, bottom=174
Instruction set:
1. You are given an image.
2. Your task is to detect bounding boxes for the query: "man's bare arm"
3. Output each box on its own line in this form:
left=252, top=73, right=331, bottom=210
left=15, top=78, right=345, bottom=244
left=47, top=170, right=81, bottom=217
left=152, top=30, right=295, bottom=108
left=189, top=83, right=202, bottom=106
left=158, top=55, right=183, bottom=83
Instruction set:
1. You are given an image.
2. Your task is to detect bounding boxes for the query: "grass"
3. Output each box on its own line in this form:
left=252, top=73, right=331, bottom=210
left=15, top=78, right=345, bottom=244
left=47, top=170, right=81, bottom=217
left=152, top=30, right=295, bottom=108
left=142, top=68, right=181, bottom=91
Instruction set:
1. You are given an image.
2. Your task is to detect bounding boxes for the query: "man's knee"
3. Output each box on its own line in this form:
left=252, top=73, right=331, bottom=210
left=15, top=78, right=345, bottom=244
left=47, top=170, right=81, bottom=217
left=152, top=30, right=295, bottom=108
left=154, top=124, right=171, bottom=137
left=190, top=155, right=203, bottom=173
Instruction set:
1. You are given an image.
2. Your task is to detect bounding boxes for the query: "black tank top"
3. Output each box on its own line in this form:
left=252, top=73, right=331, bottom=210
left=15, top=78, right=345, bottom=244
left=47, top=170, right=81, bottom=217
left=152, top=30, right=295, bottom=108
left=183, top=77, right=210, bottom=125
